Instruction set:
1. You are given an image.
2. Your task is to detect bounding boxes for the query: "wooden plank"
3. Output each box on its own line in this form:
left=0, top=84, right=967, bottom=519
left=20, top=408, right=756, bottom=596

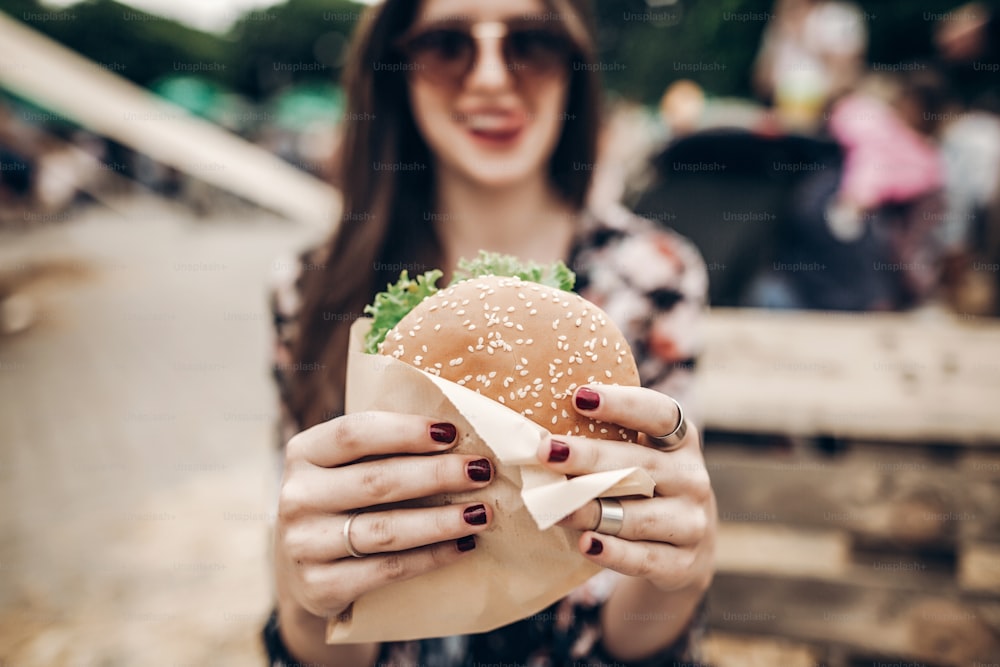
left=705, top=445, right=1000, bottom=546
left=696, top=309, right=1000, bottom=444
left=715, top=523, right=850, bottom=578
left=960, top=543, right=1000, bottom=593
left=708, top=572, right=1000, bottom=665
left=703, top=632, right=822, bottom=667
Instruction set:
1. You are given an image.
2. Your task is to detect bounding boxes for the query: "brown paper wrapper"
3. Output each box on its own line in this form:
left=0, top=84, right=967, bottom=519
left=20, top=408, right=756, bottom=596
left=326, top=319, right=654, bottom=644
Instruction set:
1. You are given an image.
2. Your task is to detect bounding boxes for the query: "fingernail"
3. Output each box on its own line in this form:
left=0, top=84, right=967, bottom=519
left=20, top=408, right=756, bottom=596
left=587, top=538, right=604, bottom=555
left=466, top=459, right=492, bottom=482
left=456, top=535, right=476, bottom=552
left=548, top=439, right=570, bottom=463
left=575, top=387, right=600, bottom=411
left=430, top=422, right=457, bottom=444
left=463, top=504, right=487, bottom=526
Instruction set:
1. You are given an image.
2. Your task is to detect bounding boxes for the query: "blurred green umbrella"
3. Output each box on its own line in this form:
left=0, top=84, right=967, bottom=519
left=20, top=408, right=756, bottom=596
left=150, top=74, right=228, bottom=120
left=270, top=84, right=344, bottom=130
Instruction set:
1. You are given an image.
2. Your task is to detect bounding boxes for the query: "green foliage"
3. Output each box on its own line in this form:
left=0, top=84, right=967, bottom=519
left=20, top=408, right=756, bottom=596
left=5, top=0, right=986, bottom=106
left=226, top=0, right=361, bottom=100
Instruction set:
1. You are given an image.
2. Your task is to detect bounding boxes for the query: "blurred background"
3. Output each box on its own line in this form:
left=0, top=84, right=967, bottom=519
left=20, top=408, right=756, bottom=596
left=1, top=0, right=999, bottom=665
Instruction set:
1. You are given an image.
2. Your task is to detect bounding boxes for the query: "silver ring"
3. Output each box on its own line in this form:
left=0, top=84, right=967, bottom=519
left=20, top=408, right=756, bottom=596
left=342, top=512, right=366, bottom=558
left=647, top=396, right=687, bottom=451
left=594, top=498, right=624, bottom=536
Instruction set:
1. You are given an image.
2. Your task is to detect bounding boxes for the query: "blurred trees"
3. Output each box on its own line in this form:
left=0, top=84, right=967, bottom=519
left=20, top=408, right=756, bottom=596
left=3, top=0, right=991, bottom=104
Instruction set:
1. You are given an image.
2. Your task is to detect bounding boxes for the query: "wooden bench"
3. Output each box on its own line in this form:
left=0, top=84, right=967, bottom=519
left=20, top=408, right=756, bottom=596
left=695, top=309, right=1000, bottom=667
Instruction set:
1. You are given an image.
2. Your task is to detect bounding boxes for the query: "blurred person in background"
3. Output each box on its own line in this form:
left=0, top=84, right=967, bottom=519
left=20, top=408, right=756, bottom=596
left=753, top=0, right=868, bottom=131
left=749, top=71, right=949, bottom=311
left=933, top=3, right=1000, bottom=315
left=264, top=0, right=715, bottom=666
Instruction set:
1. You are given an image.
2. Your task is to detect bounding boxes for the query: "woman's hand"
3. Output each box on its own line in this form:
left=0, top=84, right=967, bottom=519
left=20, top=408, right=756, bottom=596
left=536, top=384, right=716, bottom=596
left=276, top=412, right=495, bottom=621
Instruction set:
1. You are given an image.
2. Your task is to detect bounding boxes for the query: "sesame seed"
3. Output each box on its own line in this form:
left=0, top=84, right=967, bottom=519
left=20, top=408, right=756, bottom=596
left=449, top=358, right=464, bottom=367
left=551, top=416, right=558, bottom=425
left=434, top=324, right=441, bottom=331
left=529, top=309, right=538, bottom=316
left=590, top=324, right=597, bottom=332
left=605, top=370, right=613, bottom=378
left=456, top=309, right=465, bottom=316
left=524, top=409, right=533, bottom=416
left=497, top=396, right=505, bottom=404
left=519, top=370, right=529, bottom=376
left=552, top=319, right=560, bottom=330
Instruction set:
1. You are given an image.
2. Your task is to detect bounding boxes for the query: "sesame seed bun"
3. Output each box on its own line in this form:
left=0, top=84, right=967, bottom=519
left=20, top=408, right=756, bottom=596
left=378, top=275, right=640, bottom=441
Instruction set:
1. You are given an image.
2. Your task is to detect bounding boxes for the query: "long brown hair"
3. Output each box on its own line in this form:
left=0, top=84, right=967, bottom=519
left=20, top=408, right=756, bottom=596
left=288, top=0, right=603, bottom=430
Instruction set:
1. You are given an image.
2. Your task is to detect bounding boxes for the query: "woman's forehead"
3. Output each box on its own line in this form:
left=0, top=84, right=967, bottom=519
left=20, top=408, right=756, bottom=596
left=416, top=0, right=551, bottom=23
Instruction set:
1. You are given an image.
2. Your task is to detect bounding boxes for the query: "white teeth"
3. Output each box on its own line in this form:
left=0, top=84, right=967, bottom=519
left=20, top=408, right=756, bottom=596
left=467, top=114, right=511, bottom=131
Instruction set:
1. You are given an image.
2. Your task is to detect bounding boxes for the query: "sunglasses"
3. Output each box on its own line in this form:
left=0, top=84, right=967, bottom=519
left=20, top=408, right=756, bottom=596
left=394, top=19, right=576, bottom=87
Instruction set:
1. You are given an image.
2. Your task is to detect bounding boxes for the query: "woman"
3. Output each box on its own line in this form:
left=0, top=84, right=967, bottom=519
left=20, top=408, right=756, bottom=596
left=266, top=0, right=716, bottom=665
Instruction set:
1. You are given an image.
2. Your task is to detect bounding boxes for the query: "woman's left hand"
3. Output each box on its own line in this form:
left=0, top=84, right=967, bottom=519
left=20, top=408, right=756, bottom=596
left=536, top=383, right=716, bottom=595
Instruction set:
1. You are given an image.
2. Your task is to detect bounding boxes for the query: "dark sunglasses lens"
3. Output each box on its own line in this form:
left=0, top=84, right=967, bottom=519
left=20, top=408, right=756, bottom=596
left=407, top=29, right=475, bottom=83
left=506, top=29, right=571, bottom=73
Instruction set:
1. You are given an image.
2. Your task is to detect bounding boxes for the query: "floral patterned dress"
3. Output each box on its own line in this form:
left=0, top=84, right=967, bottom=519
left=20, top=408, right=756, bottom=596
left=264, top=203, right=710, bottom=667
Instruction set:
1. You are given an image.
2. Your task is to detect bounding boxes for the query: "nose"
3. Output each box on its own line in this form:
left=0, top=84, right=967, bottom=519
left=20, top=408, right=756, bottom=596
left=465, top=24, right=513, bottom=91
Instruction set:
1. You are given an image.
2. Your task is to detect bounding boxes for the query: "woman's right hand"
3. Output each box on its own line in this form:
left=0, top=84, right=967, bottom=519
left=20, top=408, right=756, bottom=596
left=275, top=411, right=495, bottom=620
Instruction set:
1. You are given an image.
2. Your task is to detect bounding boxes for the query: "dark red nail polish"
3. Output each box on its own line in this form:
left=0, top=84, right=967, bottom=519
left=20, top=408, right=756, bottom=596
left=587, top=538, right=604, bottom=555
left=463, top=504, right=487, bottom=525
left=575, top=387, right=600, bottom=411
left=548, top=439, right=570, bottom=463
left=430, top=423, right=457, bottom=444
left=456, top=535, right=476, bottom=552
left=467, top=459, right=492, bottom=482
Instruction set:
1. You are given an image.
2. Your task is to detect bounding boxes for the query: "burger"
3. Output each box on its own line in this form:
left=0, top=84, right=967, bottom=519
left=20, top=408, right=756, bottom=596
left=364, top=252, right=640, bottom=441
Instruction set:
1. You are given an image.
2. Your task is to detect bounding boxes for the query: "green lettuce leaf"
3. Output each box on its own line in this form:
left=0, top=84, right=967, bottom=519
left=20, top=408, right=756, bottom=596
left=363, top=252, right=575, bottom=353
left=451, top=250, right=575, bottom=291
left=362, top=269, right=443, bottom=354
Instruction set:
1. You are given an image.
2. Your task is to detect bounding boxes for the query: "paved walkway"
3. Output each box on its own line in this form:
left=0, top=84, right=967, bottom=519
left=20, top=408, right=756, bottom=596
left=0, top=198, right=320, bottom=666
